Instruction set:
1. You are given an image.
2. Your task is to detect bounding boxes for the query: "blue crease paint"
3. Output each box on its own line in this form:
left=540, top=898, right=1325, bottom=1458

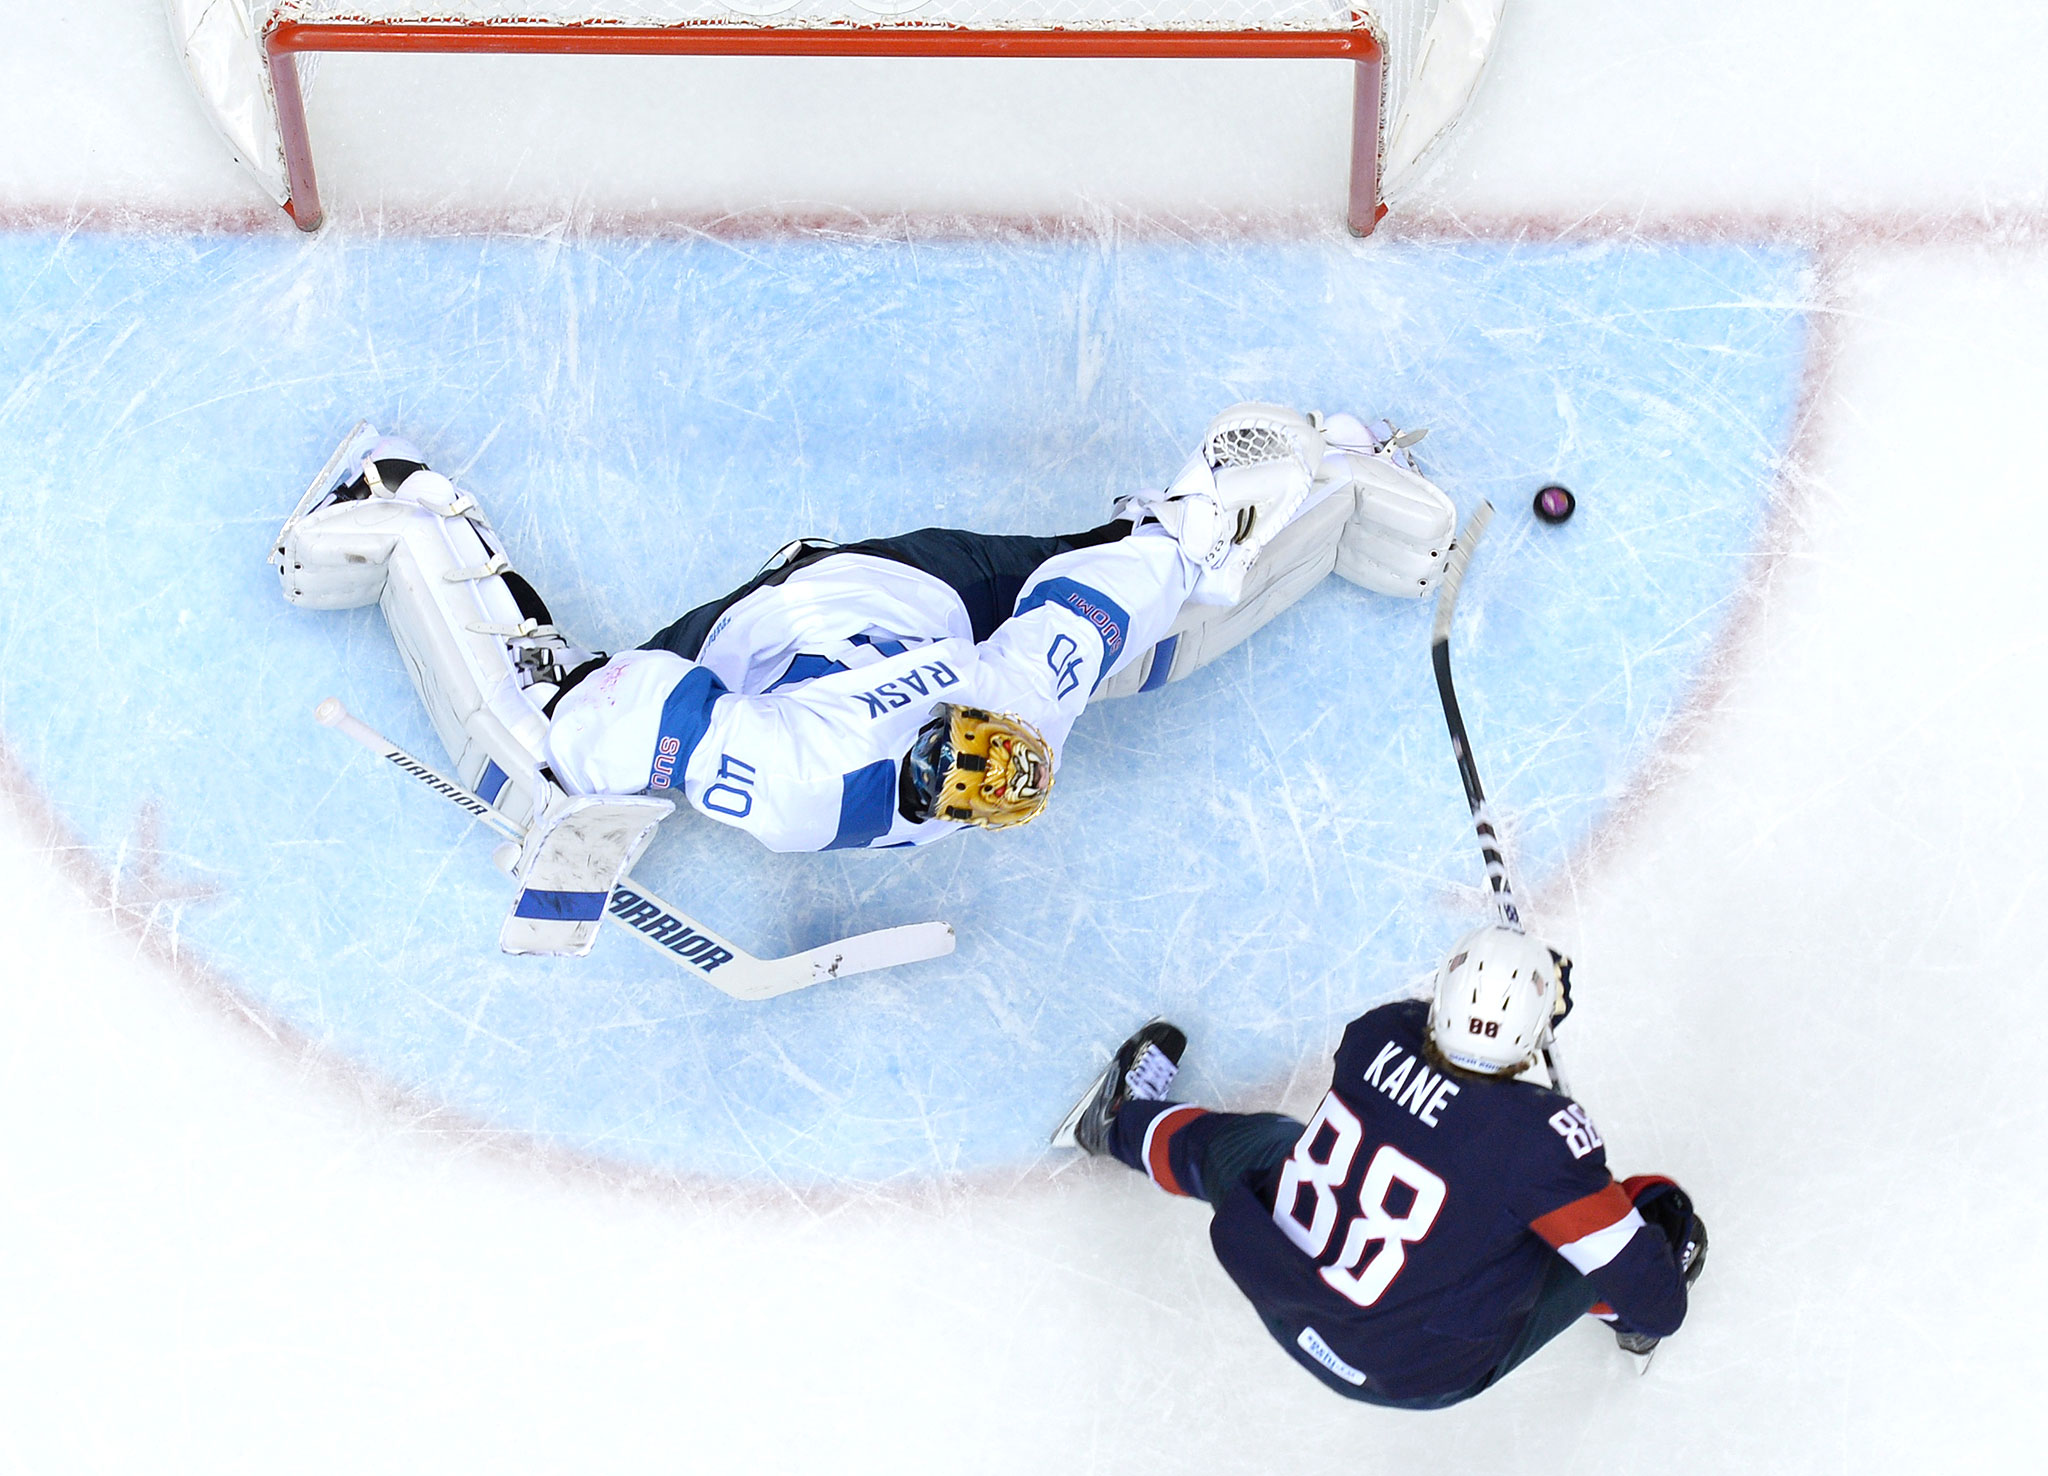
left=0, top=230, right=1809, bottom=1184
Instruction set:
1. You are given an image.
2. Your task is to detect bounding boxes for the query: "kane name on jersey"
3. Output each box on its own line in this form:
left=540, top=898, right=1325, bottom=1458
left=1205, top=999, right=1689, bottom=1402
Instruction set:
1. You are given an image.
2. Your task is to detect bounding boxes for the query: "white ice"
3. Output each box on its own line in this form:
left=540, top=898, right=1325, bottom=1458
left=3, top=2, right=2047, bottom=1471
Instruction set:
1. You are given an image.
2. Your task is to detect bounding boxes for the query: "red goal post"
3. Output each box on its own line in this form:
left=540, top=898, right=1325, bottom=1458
left=166, top=2, right=1505, bottom=234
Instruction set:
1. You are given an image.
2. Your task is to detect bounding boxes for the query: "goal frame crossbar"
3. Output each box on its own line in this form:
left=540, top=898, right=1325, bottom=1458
left=259, top=20, right=1386, bottom=233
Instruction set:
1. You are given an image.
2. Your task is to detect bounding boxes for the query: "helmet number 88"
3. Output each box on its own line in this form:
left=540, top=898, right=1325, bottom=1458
left=1272, top=1092, right=1448, bottom=1308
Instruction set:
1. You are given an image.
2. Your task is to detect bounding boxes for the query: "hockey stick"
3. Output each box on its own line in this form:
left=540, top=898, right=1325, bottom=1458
left=314, top=699, right=955, bottom=1000
left=1428, top=504, right=1570, bottom=1095
left=1430, top=502, right=1520, bottom=931
left=316, top=698, right=521, bottom=839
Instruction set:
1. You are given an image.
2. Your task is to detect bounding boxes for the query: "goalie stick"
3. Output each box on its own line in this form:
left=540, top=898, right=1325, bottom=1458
left=313, top=699, right=955, bottom=1000
left=1428, top=502, right=1570, bottom=1095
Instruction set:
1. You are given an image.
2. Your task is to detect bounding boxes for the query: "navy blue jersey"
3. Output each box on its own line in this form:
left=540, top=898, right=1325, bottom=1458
left=1208, top=1000, right=1687, bottom=1400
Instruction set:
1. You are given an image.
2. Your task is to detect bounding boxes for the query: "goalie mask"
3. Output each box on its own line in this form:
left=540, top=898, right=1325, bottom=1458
left=903, top=703, right=1054, bottom=830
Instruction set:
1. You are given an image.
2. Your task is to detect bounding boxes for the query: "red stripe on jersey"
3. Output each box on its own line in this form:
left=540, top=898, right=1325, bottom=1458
left=1143, top=1104, right=1209, bottom=1197
left=1620, top=1173, right=1677, bottom=1202
left=1531, top=1180, right=1637, bottom=1248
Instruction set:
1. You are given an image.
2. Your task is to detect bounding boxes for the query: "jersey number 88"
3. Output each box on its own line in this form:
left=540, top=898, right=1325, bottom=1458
left=1273, top=1092, right=1448, bottom=1308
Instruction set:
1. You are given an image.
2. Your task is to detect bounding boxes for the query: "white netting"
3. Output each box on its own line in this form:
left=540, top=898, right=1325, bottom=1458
left=1207, top=421, right=1307, bottom=468
left=165, top=0, right=1490, bottom=212
left=262, top=1, right=1450, bottom=139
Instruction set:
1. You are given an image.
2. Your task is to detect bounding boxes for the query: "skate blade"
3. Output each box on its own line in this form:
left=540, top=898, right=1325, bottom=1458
left=1615, top=1337, right=1662, bottom=1374
left=1049, top=1065, right=1111, bottom=1149
left=271, top=419, right=377, bottom=564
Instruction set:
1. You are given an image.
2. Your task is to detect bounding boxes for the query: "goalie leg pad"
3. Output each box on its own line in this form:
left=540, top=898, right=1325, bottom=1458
left=274, top=430, right=592, bottom=827
left=1096, top=483, right=1353, bottom=699
left=1332, top=452, right=1457, bottom=599
left=500, top=793, right=674, bottom=958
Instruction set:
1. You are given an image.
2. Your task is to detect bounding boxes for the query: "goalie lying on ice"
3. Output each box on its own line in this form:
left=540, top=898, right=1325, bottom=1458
left=272, top=403, right=1455, bottom=859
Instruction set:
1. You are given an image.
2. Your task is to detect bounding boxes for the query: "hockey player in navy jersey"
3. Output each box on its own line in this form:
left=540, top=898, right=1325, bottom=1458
left=275, top=403, right=1457, bottom=953
left=1053, top=927, right=1708, bottom=1406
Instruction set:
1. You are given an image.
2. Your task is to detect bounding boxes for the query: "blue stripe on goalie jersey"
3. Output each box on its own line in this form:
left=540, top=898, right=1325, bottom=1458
left=1011, top=576, right=1131, bottom=687
left=649, top=664, right=729, bottom=791
left=766, top=653, right=848, bottom=692
left=764, top=636, right=914, bottom=694
left=825, top=759, right=899, bottom=850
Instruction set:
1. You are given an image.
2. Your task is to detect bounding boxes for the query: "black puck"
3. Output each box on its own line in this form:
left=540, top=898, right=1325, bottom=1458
left=1533, top=485, right=1576, bottom=524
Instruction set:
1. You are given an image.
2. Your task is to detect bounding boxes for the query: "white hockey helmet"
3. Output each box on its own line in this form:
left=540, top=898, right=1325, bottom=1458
left=1428, top=925, right=1564, bottom=1075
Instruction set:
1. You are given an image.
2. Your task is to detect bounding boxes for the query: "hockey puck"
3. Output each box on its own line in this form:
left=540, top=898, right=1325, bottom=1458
left=1533, top=485, right=1576, bottom=524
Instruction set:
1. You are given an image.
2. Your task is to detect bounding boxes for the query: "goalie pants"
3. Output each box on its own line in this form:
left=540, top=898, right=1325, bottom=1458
left=641, top=521, right=1133, bottom=659
left=1107, top=1100, right=1599, bottom=1409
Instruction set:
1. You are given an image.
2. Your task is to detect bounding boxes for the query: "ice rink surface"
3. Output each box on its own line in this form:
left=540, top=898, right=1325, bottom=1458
left=1, top=230, right=1804, bottom=1182
left=4, top=2, right=2048, bottom=1472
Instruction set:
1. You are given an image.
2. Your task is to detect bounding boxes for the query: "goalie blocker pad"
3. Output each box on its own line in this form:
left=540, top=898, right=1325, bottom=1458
left=500, top=793, right=674, bottom=957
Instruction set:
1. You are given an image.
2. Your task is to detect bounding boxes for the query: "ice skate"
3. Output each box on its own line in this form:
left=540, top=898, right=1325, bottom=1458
left=1051, top=1019, right=1188, bottom=1153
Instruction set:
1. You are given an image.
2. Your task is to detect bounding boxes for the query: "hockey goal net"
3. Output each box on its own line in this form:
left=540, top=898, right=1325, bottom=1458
left=166, top=0, right=1504, bottom=232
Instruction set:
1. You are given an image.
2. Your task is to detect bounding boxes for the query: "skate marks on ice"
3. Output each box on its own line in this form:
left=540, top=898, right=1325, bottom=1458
left=0, top=230, right=1806, bottom=1184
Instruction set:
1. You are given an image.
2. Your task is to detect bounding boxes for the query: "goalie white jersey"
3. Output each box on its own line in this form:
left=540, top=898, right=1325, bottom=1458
left=544, top=529, right=1203, bottom=852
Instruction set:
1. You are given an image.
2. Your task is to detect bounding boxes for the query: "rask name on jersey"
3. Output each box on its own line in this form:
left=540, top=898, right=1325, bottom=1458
left=851, top=661, right=962, bottom=718
left=546, top=532, right=1201, bottom=853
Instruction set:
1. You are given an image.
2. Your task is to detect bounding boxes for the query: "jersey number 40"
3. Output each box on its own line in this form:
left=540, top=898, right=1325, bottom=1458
left=1273, top=1093, right=1448, bottom=1308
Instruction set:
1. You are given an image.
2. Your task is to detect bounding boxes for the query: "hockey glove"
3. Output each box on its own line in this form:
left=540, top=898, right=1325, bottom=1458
left=1547, top=948, right=1575, bottom=1026
left=1622, top=1175, right=1708, bottom=1287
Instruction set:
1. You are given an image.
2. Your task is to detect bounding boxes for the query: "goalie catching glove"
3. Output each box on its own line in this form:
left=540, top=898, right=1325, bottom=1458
left=1126, top=402, right=1327, bottom=604
left=1120, top=403, right=1457, bottom=606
